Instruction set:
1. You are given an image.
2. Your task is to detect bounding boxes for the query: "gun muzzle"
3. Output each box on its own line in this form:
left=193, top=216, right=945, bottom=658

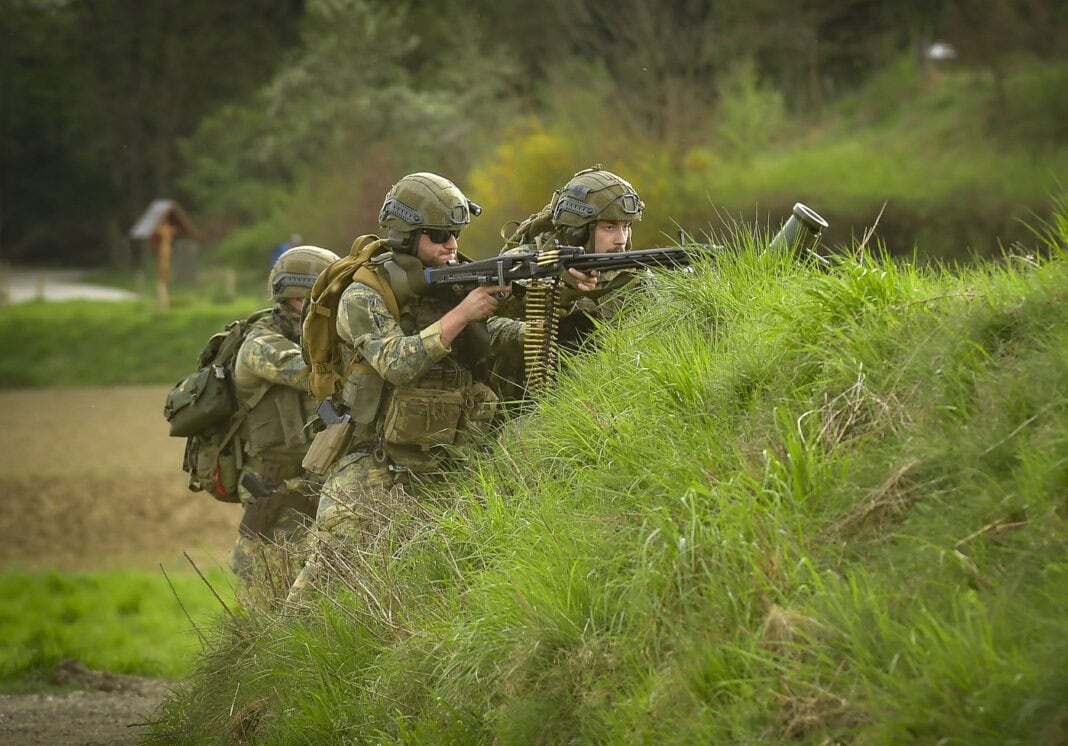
left=770, top=203, right=829, bottom=264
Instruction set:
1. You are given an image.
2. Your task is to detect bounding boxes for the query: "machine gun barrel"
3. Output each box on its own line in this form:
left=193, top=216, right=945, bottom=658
left=423, top=244, right=714, bottom=288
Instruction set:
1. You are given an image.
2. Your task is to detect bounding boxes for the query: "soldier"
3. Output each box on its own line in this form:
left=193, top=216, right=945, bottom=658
left=286, top=172, right=522, bottom=604
left=231, top=244, right=339, bottom=599
left=495, top=166, right=645, bottom=394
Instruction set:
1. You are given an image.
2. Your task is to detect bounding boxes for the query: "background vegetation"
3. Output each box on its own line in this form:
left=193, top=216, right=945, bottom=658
left=2, top=0, right=1065, bottom=271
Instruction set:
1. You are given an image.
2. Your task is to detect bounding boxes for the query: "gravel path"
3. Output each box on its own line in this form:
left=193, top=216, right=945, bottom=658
left=1, top=268, right=139, bottom=304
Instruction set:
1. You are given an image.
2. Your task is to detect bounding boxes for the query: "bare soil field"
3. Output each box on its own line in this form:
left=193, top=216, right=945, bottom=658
left=0, top=385, right=242, bottom=745
left=0, top=385, right=240, bottom=572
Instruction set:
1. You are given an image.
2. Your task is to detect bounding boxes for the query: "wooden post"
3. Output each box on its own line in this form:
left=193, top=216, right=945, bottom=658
left=223, top=268, right=236, bottom=302
left=155, top=221, right=176, bottom=309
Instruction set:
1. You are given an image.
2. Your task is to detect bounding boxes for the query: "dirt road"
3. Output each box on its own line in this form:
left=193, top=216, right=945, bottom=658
left=0, top=385, right=242, bottom=744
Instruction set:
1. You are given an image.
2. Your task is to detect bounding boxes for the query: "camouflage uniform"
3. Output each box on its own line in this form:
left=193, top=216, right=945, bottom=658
left=230, top=245, right=339, bottom=600
left=495, top=166, right=645, bottom=394
left=287, top=173, right=523, bottom=605
left=288, top=261, right=523, bottom=603
left=229, top=305, right=318, bottom=591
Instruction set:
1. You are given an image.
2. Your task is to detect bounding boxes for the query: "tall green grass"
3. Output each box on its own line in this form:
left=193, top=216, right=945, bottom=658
left=0, top=567, right=235, bottom=692
left=153, top=205, right=1068, bottom=744
left=0, top=297, right=262, bottom=387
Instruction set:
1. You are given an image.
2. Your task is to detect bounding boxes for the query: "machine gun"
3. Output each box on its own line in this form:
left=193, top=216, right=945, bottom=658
left=422, top=243, right=716, bottom=395
left=423, top=202, right=828, bottom=292
left=422, top=243, right=714, bottom=289
left=424, top=202, right=829, bottom=395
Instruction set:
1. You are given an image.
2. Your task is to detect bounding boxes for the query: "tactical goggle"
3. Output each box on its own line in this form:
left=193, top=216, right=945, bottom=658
left=421, top=228, right=462, bottom=244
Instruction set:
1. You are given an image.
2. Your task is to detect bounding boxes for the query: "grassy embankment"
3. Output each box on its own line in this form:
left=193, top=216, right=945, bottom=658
left=147, top=200, right=1068, bottom=743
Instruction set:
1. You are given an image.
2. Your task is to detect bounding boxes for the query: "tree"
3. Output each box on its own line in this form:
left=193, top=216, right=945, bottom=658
left=0, top=0, right=303, bottom=265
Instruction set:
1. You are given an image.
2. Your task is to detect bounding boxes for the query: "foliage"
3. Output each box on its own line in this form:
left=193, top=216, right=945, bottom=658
left=0, top=0, right=301, bottom=264
left=150, top=198, right=1068, bottom=744
left=714, top=59, right=788, bottom=161
left=0, top=566, right=234, bottom=691
left=7, top=0, right=1067, bottom=269
left=998, top=59, right=1068, bottom=145
left=179, top=0, right=521, bottom=262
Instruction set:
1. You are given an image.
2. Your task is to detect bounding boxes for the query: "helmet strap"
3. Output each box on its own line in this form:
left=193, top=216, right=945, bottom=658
left=387, top=228, right=418, bottom=255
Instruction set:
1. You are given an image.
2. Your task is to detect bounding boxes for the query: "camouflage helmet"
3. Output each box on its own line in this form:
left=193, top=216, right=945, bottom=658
left=550, top=166, right=644, bottom=229
left=268, top=245, right=340, bottom=300
left=379, top=172, right=482, bottom=253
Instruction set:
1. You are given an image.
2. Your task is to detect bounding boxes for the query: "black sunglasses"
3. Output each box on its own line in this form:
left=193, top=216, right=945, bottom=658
left=422, top=228, right=461, bottom=244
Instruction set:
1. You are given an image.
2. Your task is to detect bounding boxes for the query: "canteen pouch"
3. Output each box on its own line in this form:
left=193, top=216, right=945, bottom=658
left=184, top=433, right=241, bottom=503
left=301, top=421, right=354, bottom=475
left=456, top=382, right=500, bottom=446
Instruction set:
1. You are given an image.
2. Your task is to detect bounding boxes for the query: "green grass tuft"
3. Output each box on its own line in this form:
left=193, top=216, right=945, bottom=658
left=0, top=567, right=235, bottom=692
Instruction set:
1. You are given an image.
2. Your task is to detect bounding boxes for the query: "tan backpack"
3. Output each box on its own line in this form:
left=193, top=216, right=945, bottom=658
left=301, top=234, right=401, bottom=401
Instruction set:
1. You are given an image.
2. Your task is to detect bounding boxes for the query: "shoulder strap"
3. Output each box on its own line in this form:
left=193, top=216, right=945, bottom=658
left=353, top=263, right=401, bottom=321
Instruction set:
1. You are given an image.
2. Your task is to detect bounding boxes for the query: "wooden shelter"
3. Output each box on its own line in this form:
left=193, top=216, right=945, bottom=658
left=129, top=199, right=200, bottom=308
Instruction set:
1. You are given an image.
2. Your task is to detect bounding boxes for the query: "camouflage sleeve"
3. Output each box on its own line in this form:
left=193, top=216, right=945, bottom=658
left=233, top=328, right=309, bottom=391
left=487, top=316, right=525, bottom=349
left=337, top=281, right=449, bottom=387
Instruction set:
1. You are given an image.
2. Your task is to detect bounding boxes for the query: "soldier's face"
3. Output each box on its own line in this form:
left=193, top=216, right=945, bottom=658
left=416, top=229, right=460, bottom=267
left=593, top=221, right=631, bottom=253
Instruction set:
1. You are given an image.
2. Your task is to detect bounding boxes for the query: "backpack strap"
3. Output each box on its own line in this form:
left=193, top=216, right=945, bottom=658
left=342, top=262, right=402, bottom=378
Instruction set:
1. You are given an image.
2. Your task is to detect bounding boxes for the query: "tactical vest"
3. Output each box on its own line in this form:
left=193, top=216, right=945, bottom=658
left=234, top=315, right=317, bottom=477
left=338, top=250, right=498, bottom=472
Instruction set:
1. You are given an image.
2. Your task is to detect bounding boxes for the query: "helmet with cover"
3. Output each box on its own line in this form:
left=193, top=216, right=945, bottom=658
left=379, top=172, right=482, bottom=253
left=268, top=245, right=340, bottom=300
left=550, top=166, right=643, bottom=246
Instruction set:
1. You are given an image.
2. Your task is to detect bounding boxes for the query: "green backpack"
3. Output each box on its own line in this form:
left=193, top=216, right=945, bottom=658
left=163, top=309, right=271, bottom=502
left=500, top=201, right=556, bottom=250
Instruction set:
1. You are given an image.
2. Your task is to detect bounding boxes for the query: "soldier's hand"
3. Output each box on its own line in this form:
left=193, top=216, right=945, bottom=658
left=568, top=267, right=599, bottom=292
left=458, top=285, right=509, bottom=322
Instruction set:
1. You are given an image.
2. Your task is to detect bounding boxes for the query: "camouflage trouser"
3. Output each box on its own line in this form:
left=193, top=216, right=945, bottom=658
left=285, top=451, right=408, bottom=607
left=232, top=475, right=315, bottom=603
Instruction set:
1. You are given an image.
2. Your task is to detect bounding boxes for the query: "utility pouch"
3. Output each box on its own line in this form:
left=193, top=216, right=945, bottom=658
left=301, top=421, right=354, bottom=475
left=382, top=388, right=465, bottom=447
left=184, top=434, right=241, bottom=503
left=164, top=365, right=234, bottom=437
left=456, top=382, right=500, bottom=446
